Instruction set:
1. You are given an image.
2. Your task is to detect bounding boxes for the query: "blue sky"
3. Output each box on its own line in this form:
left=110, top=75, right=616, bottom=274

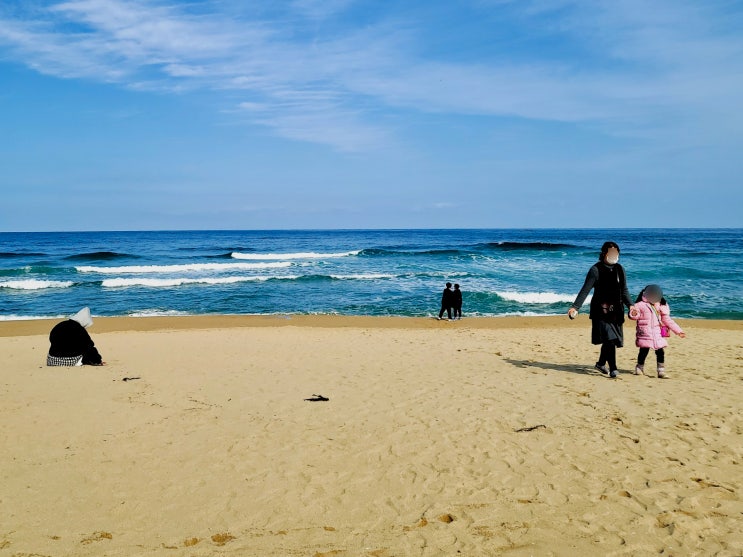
left=1, top=0, right=742, bottom=231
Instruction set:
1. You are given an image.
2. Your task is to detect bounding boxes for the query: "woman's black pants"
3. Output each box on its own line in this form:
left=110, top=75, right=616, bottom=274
left=598, top=342, right=617, bottom=371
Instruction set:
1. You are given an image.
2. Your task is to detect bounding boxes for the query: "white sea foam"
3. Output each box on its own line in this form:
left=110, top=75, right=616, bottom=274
left=0, top=314, right=65, bottom=321
left=102, top=275, right=300, bottom=288
left=0, top=279, right=74, bottom=290
left=231, top=251, right=360, bottom=260
left=497, top=291, right=591, bottom=304
left=496, top=311, right=560, bottom=317
left=415, top=271, right=470, bottom=278
left=128, top=310, right=191, bottom=317
left=448, top=311, right=551, bottom=317
left=329, top=273, right=396, bottom=280
left=77, top=261, right=291, bottom=274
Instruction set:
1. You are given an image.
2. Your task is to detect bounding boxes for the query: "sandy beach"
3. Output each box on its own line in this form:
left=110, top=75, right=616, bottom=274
left=1, top=315, right=741, bottom=556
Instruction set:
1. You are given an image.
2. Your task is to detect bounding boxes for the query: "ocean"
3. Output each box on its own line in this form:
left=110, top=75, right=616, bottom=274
left=1, top=229, right=742, bottom=321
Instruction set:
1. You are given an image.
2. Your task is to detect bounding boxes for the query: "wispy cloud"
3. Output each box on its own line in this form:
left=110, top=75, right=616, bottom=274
left=290, top=0, right=356, bottom=21
left=1, top=0, right=742, bottom=150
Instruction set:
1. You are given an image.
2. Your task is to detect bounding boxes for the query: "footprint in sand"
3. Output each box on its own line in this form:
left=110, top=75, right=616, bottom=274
left=656, top=512, right=675, bottom=534
left=692, top=477, right=735, bottom=493
left=473, top=525, right=495, bottom=539
left=211, top=532, right=235, bottom=546
left=80, top=531, right=112, bottom=545
left=402, top=517, right=428, bottom=531
left=402, top=514, right=455, bottom=532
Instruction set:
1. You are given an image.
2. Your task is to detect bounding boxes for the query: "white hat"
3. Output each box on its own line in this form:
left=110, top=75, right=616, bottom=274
left=70, top=307, right=93, bottom=328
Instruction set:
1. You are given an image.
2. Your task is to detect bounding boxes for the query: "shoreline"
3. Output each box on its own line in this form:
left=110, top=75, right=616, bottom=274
left=2, top=313, right=742, bottom=337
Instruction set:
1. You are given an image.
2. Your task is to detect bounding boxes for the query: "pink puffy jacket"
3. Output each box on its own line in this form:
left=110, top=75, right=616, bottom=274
left=629, top=297, right=684, bottom=349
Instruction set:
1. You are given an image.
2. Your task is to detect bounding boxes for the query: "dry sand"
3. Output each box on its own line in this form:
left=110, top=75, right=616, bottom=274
left=1, top=315, right=741, bottom=556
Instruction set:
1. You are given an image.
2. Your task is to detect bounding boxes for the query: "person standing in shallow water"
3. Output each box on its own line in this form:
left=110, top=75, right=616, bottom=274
left=568, top=242, right=637, bottom=378
left=452, top=284, right=463, bottom=319
left=438, top=282, right=453, bottom=320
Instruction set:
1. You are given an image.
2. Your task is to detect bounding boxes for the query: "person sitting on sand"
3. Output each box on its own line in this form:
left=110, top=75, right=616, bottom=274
left=452, top=284, right=463, bottom=319
left=47, top=307, right=104, bottom=366
left=438, top=282, right=453, bottom=320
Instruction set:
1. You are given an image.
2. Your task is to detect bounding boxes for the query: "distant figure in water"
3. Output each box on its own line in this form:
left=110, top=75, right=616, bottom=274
left=47, top=307, right=104, bottom=366
left=438, top=282, right=453, bottom=320
left=452, top=283, right=463, bottom=319
left=568, top=242, right=637, bottom=378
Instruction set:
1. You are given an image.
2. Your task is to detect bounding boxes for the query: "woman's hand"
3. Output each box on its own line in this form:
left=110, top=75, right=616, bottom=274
left=628, top=305, right=639, bottom=319
left=568, top=308, right=578, bottom=319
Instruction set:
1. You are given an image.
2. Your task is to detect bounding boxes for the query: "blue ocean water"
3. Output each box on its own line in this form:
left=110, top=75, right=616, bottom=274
left=1, top=229, right=742, bottom=320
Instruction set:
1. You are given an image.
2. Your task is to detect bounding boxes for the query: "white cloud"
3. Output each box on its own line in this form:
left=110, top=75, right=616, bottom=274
left=0, top=0, right=742, bottom=151
left=290, top=0, right=356, bottom=20
left=237, top=101, right=268, bottom=112
left=255, top=108, right=388, bottom=152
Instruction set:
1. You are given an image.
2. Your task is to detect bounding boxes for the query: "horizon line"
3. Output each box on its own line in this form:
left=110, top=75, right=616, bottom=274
left=1, top=226, right=742, bottom=234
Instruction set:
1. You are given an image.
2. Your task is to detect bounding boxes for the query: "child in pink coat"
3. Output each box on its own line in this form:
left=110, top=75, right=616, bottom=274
left=629, top=285, right=686, bottom=378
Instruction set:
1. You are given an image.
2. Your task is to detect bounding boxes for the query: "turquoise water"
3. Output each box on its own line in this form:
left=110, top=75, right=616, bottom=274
left=1, top=229, right=741, bottom=320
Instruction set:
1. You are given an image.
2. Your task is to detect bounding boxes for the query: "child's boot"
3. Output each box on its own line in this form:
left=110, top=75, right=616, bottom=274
left=634, top=364, right=645, bottom=375
left=657, top=364, right=666, bottom=379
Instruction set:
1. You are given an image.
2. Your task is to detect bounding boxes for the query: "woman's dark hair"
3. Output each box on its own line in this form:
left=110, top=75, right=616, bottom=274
left=635, top=285, right=668, bottom=305
left=599, top=241, right=620, bottom=261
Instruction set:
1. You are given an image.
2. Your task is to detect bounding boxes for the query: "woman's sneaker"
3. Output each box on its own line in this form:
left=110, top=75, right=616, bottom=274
left=657, top=365, right=666, bottom=379
left=609, top=369, right=618, bottom=379
left=595, top=363, right=610, bottom=376
left=634, top=364, right=645, bottom=376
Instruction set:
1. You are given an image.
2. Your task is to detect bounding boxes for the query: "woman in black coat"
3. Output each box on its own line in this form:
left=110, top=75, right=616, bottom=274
left=568, top=242, right=637, bottom=378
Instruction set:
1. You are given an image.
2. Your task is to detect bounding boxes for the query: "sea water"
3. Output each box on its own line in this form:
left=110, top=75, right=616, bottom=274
left=1, top=229, right=741, bottom=320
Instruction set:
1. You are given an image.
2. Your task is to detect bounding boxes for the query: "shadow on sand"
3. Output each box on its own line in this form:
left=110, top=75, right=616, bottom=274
left=505, top=359, right=601, bottom=377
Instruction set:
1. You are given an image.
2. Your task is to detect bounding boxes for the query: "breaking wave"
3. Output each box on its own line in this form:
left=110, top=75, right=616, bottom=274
left=0, top=279, right=75, bottom=290
left=77, top=261, right=291, bottom=274
left=231, top=251, right=360, bottom=260
left=496, top=291, right=588, bottom=304
left=102, top=273, right=396, bottom=288
left=102, top=276, right=301, bottom=288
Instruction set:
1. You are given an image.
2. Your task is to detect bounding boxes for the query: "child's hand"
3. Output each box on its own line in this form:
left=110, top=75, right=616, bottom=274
left=678, top=332, right=686, bottom=338
left=628, top=305, right=639, bottom=319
